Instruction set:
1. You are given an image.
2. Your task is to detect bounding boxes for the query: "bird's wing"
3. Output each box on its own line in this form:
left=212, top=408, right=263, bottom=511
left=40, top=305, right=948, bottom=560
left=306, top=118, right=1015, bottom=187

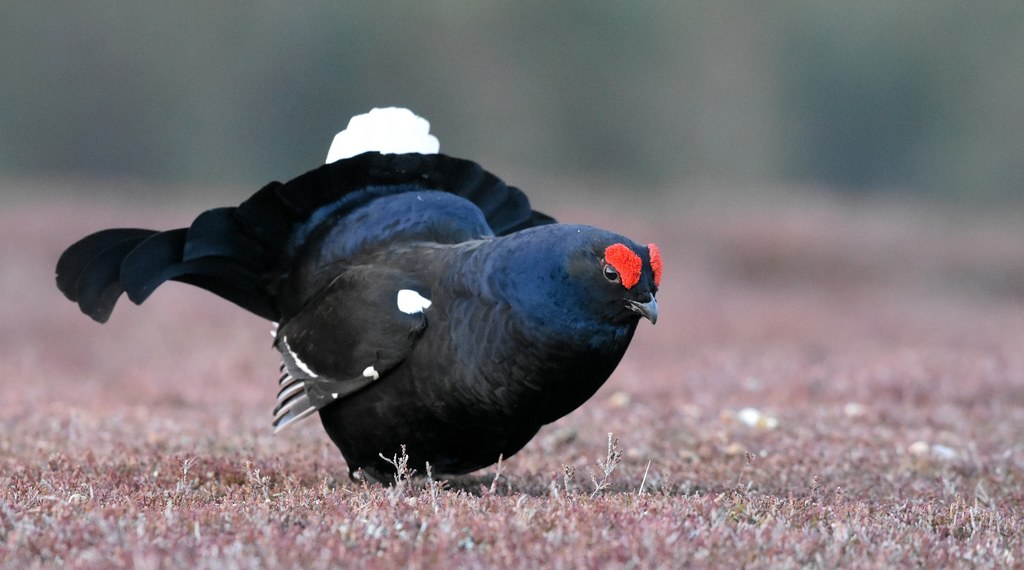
left=271, top=265, right=431, bottom=431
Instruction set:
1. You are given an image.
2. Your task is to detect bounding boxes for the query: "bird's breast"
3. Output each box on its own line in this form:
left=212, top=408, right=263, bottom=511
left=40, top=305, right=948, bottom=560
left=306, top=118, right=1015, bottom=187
left=414, top=298, right=636, bottom=426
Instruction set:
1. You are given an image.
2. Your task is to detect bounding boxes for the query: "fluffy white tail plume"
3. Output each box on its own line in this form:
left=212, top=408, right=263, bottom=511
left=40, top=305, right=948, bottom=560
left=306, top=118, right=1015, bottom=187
left=326, top=107, right=440, bottom=163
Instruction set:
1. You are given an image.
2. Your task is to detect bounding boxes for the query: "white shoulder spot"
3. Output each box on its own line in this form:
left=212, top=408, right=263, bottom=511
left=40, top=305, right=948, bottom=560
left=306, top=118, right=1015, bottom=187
left=281, top=336, right=318, bottom=378
left=396, top=289, right=432, bottom=315
left=362, top=366, right=380, bottom=380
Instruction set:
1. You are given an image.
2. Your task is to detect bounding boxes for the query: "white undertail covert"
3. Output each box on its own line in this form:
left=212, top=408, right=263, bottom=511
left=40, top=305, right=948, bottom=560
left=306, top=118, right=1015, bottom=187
left=325, top=107, right=440, bottom=163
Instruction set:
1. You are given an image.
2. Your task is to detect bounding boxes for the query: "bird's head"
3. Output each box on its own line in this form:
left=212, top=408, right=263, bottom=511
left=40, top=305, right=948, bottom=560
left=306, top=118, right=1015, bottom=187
left=492, top=225, right=661, bottom=334
left=596, top=241, right=661, bottom=325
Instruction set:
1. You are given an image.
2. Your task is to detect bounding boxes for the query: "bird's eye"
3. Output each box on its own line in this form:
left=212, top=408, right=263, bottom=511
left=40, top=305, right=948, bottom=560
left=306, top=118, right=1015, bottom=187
left=603, top=264, right=620, bottom=283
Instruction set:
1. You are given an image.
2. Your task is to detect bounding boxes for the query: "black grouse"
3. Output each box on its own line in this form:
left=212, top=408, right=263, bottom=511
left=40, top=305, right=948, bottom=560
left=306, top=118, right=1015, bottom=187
left=56, top=108, right=662, bottom=482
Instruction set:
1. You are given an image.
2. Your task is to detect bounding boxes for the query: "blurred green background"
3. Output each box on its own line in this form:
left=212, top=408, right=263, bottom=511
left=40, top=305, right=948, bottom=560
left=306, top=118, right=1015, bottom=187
left=2, top=2, right=1022, bottom=203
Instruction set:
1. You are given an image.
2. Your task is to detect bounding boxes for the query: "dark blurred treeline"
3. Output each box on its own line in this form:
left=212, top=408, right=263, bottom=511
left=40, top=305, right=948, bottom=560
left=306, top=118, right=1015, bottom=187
left=2, top=2, right=1022, bottom=201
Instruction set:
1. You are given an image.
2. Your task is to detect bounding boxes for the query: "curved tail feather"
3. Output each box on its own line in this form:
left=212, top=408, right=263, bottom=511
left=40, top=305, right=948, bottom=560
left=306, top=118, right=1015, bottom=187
left=56, top=229, right=158, bottom=323
left=56, top=224, right=279, bottom=323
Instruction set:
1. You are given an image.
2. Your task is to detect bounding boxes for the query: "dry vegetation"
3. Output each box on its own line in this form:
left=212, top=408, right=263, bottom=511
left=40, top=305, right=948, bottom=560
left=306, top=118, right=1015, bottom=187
left=2, top=187, right=1023, bottom=568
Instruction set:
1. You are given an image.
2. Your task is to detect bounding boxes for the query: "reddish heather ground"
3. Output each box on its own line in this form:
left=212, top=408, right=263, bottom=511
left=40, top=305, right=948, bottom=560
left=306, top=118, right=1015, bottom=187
left=2, top=185, right=1023, bottom=568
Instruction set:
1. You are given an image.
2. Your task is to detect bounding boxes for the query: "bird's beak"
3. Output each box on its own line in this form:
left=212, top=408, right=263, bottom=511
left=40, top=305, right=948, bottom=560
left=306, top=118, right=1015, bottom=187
left=627, top=296, right=658, bottom=324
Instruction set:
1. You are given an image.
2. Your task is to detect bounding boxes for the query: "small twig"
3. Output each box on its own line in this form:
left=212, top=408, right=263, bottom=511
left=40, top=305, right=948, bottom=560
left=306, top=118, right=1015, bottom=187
left=176, top=457, right=197, bottom=495
left=638, top=460, right=652, bottom=497
left=379, top=445, right=416, bottom=505
left=379, top=445, right=414, bottom=484
left=424, top=462, right=447, bottom=513
left=590, top=433, right=622, bottom=498
left=245, top=461, right=271, bottom=501
left=488, top=454, right=504, bottom=496
left=733, top=452, right=755, bottom=492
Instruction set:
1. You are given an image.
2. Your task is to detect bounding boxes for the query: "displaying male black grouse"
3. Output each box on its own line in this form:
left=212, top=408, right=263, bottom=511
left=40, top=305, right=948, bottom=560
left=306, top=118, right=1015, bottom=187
left=56, top=108, right=662, bottom=482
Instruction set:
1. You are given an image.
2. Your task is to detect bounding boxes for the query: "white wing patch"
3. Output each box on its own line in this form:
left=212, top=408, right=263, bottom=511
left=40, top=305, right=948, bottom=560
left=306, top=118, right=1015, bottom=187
left=281, top=337, right=318, bottom=378
left=362, top=365, right=380, bottom=380
left=326, top=107, right=440, bottom=163
left=396, top=289, right=432, bottom=315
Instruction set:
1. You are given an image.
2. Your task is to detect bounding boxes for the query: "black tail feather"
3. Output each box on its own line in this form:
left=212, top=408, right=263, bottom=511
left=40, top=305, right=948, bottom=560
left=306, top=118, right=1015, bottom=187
left=56, top=228, right=155, bottom=299
left=57, top=225, right=278, bottom=323
left=182, top=207, right=262, bottom=266
left=120, top=228, right=276, bottom=319
left=273, top=153, right=554, bottom=237
left=56, top=229, right=158, bottom=323
left=118, top=229, right=189, bottom=304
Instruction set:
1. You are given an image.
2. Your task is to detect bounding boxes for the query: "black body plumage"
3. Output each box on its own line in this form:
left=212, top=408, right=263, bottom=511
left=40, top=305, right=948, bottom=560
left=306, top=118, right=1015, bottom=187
left=56, top=151, right=660, bottom=481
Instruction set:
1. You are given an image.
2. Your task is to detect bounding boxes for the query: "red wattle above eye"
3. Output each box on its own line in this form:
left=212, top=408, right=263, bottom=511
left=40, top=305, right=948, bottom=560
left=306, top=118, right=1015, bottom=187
left=604, top=244, right=642, bottom=289
left=648, top=243, right=662, bottom=287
